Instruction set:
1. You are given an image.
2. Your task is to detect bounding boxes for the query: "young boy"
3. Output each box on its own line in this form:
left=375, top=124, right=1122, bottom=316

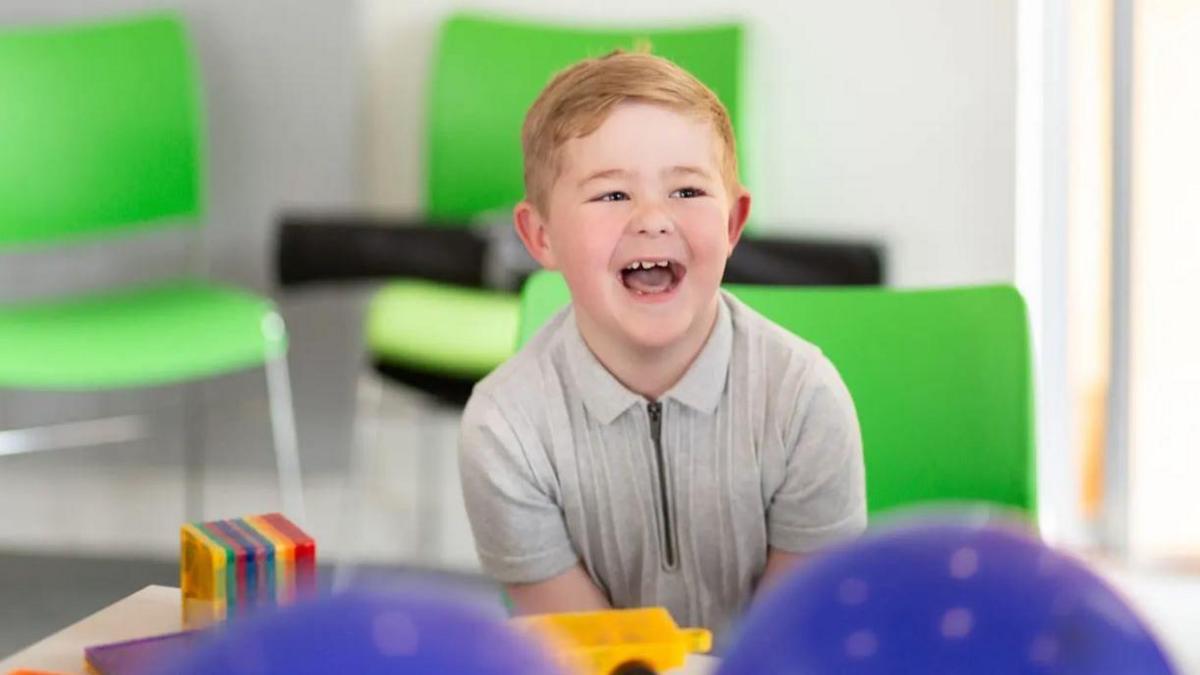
left=459, top=51, right=866, bottom=636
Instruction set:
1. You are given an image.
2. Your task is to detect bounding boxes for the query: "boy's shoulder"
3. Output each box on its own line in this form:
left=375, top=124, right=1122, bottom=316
left=722, top=289, right=825, bottom=367
left=721, top=289, right=849, bottom=414
left=464, top=304, right=574, bottom=416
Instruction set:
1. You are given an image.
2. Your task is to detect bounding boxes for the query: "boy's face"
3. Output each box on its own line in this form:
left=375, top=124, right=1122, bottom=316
left=515, top=102, right=751, bottom=353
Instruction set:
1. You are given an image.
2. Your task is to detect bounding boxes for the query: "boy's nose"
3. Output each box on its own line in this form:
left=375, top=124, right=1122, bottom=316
left=629, top=205, right=676, bottom=236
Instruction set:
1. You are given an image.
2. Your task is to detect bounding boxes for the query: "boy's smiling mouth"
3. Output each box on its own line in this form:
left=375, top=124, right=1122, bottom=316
left=619, top=258, right=686, bottom=296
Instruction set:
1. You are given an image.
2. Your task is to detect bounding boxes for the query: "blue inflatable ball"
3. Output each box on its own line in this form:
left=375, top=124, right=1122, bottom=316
left=165, top=589, right=565, bottom=675
left=719, top=518, right=1176, bottom=675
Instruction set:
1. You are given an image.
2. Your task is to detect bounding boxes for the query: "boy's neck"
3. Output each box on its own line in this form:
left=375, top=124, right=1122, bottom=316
left=576, top=297, right=721, bottom=401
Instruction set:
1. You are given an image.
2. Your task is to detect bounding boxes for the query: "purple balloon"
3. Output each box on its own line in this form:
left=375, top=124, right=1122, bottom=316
left=164, top=589, right=565, bottom=675
left=720, top=516, right=1176, bottom=674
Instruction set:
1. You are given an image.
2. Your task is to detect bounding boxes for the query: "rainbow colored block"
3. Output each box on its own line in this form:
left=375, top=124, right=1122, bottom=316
left=180, top=513, right=316, bottom=628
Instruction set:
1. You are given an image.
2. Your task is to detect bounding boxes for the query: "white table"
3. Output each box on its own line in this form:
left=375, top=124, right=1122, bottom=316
left=0, top=586, right=182, bottom=674
left=0, top=585, right=718, bottom=674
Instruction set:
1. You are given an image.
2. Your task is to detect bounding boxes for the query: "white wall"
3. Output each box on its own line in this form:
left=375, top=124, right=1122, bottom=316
left=1128, top=0, right=1200, bottom=561
left=363, top=0, right=1017, bottom=287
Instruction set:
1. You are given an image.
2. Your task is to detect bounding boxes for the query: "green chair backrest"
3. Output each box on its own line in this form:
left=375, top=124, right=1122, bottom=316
left=0, top=13, right=203, bottom=249
left=426, top=13, right=744, bottom=222
left=518, top=271, right=1035, bottom=516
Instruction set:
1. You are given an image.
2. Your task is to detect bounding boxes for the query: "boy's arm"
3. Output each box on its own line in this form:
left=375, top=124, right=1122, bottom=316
left=506, top=563, right=612, bottom=616
left=460, top=392, right=598, bottom=606
left=756, top=547, right=808, bottom=596
left=765, top=354, right=867, bottom=564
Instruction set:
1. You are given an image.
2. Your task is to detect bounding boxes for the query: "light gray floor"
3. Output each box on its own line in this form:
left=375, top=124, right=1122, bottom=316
left=0, top=551, right=178, bottom=656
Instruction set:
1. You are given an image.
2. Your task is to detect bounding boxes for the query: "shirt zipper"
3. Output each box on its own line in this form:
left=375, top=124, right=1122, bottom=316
left=647, top=401, right=678, bottom=571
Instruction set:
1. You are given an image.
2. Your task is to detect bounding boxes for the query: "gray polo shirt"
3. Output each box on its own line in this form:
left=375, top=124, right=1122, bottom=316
left=458, top=291, right=866, bottom=636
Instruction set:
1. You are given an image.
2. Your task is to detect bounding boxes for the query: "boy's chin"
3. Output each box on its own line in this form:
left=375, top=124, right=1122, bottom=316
left=613, top=318, right=694, bottom=351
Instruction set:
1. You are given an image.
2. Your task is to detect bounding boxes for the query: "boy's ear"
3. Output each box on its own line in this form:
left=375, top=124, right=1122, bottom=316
left=514, top=200, right=559, bottom=269
left=725, top=189, right=752, bottom=254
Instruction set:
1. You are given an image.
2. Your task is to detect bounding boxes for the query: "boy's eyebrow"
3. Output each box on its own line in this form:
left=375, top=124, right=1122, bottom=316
left=665, top=165, right=715, bottom=181
left=578, top=166, right=713, bottom=188
left=577, top=168, right=629, bottom=188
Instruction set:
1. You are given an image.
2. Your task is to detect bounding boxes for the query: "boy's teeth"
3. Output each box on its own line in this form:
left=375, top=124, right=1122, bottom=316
left=624, top=260, right=671, bottom=270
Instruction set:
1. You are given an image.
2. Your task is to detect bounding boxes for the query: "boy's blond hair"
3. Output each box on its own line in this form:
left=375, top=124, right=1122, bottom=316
left=521, top=50, right=740, bottom=213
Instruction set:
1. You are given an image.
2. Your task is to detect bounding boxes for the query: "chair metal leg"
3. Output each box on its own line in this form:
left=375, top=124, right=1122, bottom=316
left=0, top=415, right=147, bottom=457
left=183, top=384, right=206, bottom=522
left=332, top=371, right=385, bottom=591
left=415, top=400, right=444, bottom=564
left=265, top=354, right=307, bottom=525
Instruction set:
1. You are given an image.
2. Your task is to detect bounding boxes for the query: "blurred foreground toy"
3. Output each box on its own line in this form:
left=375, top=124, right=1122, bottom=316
left=84, top=631, right=203, bottom=675
left=719, top=515, right=1176, bottom=675
left=179, top=513, right=315, bottom=628
left=512, top=607, right=711, bottom=675
left=162, top=589, right=565, bottom=675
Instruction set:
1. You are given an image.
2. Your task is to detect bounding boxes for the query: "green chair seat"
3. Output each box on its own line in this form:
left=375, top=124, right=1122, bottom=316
left=366, top=281, right=519, bottom=379
left=518, top=271, right=1035, bottom=517
left=0, top=280, right=285, bottom=390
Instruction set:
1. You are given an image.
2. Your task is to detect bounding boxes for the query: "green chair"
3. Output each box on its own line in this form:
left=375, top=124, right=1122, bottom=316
left=517, top=271, right=1035, bottom=516
left=366, top=13, right=745, bottom=405
left=0, top=13, right=305, bottom=522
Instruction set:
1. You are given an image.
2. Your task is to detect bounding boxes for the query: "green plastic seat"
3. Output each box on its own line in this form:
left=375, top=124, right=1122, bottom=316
left=517, top=271, right=1035, bottom=516
left=367, top=281, right=519, bottom=379
left=0, top=281, right=284, bottom=390
left=366, top=13, right=744, bottom=398
left=0, top=13, right=304, bottom=520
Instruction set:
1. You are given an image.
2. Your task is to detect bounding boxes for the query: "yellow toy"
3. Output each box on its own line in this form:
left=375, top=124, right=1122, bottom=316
left=511, top=607, right=711, bottom=675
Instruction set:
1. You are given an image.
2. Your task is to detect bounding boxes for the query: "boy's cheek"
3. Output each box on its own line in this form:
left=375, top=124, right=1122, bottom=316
left=673, top=201, right=731, bottom=233
left=560, top=219, right=624, bottom=259
left=683, top=223, right=735, bottom=258
left=556, top=236, right=617, bottom=279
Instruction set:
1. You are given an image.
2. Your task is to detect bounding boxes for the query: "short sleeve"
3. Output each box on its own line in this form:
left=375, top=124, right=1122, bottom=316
left=458, top=392, right=579, bottom=583
left=767, top=354, right=868, bottom=553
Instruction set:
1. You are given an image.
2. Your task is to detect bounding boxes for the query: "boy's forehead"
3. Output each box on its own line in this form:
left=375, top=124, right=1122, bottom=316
left=558, top=103, right=723, bottom=180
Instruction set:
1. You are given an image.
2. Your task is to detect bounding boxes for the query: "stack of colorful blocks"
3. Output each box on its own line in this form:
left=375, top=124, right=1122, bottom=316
left=180, top=513, right=316, bottom=628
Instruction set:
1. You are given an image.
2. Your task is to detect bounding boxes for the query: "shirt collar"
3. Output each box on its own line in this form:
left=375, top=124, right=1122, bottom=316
left=662, top=294, right=733, bottom=415
left=563, top=294, right=732, bottom=424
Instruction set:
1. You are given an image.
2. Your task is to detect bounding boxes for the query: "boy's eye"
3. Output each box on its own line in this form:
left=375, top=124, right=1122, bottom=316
left=672, top=187, right=706, bottom=199
left=592, top=191, right=630, bottom=202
